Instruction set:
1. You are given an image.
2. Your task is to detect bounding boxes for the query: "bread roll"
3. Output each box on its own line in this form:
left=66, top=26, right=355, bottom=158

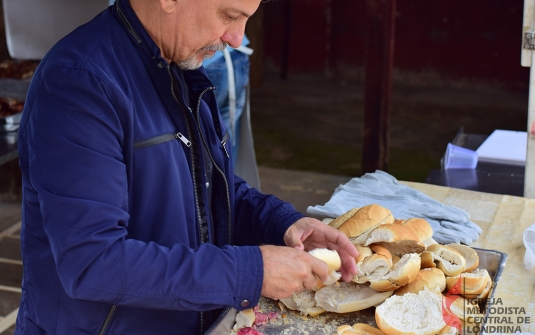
left=369, top=253, right=421, bottom=291
left=420, top=251, right=436, bottom=269
left=476, top=275, right=493, bottom=299
left=308, top=248, right=341, bottom=272
left=426, top=244, right=466, bottom=277
left=329, top=208, right=360, bottom=229
left=445, top=268, right=491, bottom=298
left=371, top=244, right=392, bottom=258
left=443, top=294, right=483, bottom=321
left=375, top=287, right=446, bottom=335
left=338, top=204, right=394, bottom=244
left=315, top=282, right=393, bottom=313
left=353, top=245, right=393, bottom=284
left=395, top=268, right=446, bottom=296
left=308, top=248, right=342, bottom=287
left=363, top=224, right=425, bottom=257
left=446, top=243, right=479, bottom=273
left=355, top=244, right=373, bottom=263
left=232, top=308, right=255, bottom=331
left=396, top=218, right=434, bottom=244
left=279, top=289, right=326, bottom=316
left=337, top=323, right=386, bottom=335
left=422, top=237, right=439, bottom=248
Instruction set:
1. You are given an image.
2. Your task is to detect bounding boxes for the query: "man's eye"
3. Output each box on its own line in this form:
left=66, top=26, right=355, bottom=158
left=226, top=14, right=237, bottom=20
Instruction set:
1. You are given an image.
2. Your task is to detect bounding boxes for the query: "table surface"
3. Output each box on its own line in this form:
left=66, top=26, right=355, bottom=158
left=426, top=131, right=526, bottom=197
left=402, top=181, right=535, bottom=332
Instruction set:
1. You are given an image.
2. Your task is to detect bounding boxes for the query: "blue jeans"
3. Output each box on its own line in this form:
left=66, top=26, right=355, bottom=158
left=204, top=51, right=250, bottom=167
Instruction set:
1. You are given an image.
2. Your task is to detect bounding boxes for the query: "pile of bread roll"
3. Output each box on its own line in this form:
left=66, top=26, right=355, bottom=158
left=279, top=204, right=490, bottom=335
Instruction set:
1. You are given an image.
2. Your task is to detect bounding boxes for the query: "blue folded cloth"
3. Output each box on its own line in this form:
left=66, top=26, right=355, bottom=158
left=307, top=170, right=482, bottom=245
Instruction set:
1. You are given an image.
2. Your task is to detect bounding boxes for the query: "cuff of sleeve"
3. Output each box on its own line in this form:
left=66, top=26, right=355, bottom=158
left=266, top=204, right=306, bottom=246
left=234, top=245, right=263, bottom=311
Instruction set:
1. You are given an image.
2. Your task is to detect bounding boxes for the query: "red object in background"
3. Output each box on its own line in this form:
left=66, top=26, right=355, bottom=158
left=0, top=60, right=39, bottom=117
left=0, top=97, right=24, bottom=117
left=0, top=60, right=38, bottom=80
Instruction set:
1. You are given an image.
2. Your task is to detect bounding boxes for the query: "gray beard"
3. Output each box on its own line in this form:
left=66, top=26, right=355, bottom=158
left=177, top=43, right=227, bottom=70
left=177, top=57, right=204, bottom=70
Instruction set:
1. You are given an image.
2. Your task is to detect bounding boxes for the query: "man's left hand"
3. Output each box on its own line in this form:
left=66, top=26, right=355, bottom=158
left=283, top=217, right=359, bottom=282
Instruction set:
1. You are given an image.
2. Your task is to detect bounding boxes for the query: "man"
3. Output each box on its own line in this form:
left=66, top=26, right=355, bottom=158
left=16, top=0, right=358, bottom=334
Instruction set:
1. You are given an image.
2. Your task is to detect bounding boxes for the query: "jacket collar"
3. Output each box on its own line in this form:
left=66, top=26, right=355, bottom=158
left=113, top=0, right=215, bottom=94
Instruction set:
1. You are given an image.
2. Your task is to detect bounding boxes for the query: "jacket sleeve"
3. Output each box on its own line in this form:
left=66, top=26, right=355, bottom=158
left=232, top=175, right=306, bottom=246
left=20, top=67, right=262, bottom=312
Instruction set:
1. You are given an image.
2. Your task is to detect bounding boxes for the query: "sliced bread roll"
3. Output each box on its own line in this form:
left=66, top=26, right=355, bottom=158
left=375, top=287, right=446, bottom=335
left=279, top=289, right=326, bottom=317
left=232, top=308, right=255, bottom=331
left=369, top=253, right=421, bottom=291
left=315, top=282, right=393, bottom=313
left=363, top=224, right=425, bottom=257
left=425, top=244, right=466, bottom=277
left=353, top=245, right=393, bottom=284
left=308, top=248, right=342, bottom=288
left=445, top=268, right=491, bottom=298
left=337, top=323, right=386, bottom=335
left=396, top=218, right=435, bottom=247
left=329, top=208, right=360, bottom=229
left=395, top=268, right=446, bottom=296
left=420, top=251, right=436, bottom=269
left=443, top=294, right=483, bottom=321
left=446, top=244, right=480, bottom=272
left=476, top=274, right=493, bottom=299
left=355, top=244, right=373, bottom=263
left=308, top=248, right=341, bottom=272
left=338, top=204, right=395, bottom=245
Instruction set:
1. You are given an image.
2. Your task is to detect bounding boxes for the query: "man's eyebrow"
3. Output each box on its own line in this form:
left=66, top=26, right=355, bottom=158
left=228, top=8, right=252, bottom=18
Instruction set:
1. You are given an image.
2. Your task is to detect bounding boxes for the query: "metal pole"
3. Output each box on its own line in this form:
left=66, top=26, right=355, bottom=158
left=523, top=0, right=535, bottom=198
left=362, top=0, right=396, bottom=174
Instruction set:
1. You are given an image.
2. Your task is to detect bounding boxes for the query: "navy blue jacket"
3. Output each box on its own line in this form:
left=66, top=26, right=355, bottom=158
left=16, top=1, right=304, bottom=334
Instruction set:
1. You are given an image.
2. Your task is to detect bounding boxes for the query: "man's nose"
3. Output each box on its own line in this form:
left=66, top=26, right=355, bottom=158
left=221, top=30, right=244, bottom=49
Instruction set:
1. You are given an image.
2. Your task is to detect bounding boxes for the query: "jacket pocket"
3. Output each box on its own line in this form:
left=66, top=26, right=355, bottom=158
left=133, top=132, right=191, bottom=150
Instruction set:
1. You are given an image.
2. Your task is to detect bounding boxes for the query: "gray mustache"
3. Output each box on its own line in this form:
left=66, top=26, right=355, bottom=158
left=200, top=43, right=228, bottom=53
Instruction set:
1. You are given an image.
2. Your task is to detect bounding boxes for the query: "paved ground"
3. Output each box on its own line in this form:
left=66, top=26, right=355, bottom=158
left=0, top=202, right=21, bottom=335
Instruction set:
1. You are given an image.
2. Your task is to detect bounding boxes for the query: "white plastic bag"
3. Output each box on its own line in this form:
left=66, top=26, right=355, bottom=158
left=523, top=223, right=535, bottom=271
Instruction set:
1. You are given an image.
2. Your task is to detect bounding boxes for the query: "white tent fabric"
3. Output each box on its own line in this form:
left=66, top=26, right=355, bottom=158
left=3, top=0, right=109, bottom=60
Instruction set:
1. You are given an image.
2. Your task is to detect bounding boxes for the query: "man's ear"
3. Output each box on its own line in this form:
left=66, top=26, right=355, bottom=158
left=159, top=0, right=178, bottom=14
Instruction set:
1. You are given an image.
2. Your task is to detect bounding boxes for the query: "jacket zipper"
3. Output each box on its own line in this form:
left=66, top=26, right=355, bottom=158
left=97, top=305, right=117, bottom=335
left=221, top=132, right=230, bottom=158
left=193, top=88, right=233, bottom=245
left=166, top=67, right=204, bottom=247
left=116, top=5, right=206, bottom=335
left=133, top=132, right=191, bottom=150
left=115, top=1, right=142, bottom=44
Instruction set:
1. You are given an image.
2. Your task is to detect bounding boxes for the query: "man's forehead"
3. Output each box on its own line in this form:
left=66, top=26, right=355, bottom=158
left=219, top=0, right=261, bottom=17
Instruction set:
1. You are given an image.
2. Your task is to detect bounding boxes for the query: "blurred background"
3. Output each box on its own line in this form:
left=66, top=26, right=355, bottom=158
left=244, top=0, right=528, bottom=182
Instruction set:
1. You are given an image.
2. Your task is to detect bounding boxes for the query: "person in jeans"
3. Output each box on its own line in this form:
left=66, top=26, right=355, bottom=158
left=204, top=35, right=251, bottom=168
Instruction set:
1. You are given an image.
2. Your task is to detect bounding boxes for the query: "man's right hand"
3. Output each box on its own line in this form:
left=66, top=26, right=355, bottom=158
left=258, top=245, right=329, bottom=300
